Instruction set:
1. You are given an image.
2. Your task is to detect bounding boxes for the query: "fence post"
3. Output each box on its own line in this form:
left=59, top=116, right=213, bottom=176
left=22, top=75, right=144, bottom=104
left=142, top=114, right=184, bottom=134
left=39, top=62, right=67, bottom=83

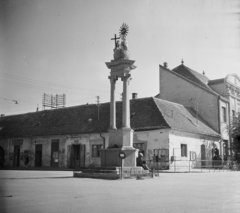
left=174, top=159, right=176, bottom=173
left=189, top=160, right=190, bottom=173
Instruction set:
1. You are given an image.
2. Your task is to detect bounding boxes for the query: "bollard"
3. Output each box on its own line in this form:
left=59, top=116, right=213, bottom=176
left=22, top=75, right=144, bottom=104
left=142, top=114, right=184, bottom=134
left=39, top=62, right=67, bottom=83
left=152, top=169, right=155, bottom=178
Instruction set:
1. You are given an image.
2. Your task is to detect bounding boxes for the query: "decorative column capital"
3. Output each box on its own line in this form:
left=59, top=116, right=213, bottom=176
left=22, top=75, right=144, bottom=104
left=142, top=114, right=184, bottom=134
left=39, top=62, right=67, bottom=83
left=121, top=73, right=131, bottom=81
left=108, top=75, right=118, bottom=82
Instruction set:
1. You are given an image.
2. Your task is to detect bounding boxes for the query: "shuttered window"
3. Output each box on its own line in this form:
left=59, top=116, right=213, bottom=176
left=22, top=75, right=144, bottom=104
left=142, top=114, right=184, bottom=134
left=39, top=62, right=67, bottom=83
left=181, top=144, right=187, bottom=157
left=92, top=145, right=102, bottom=157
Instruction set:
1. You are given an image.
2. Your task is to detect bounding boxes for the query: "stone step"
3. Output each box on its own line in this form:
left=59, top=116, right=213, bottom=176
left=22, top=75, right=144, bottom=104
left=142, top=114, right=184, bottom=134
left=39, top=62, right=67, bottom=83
left=73, top=167, right=151, bottom=180
left=81, top=169, right=119, bottom=174
left=73, top=171, right=153, bottom=180
left=74, top=172, right=120, bottom=180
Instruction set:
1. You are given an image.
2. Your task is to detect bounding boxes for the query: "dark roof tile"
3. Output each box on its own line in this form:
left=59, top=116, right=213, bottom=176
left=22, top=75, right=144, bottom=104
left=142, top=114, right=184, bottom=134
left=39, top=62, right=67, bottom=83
left=0, top=97, right=220, bottom=138
left=172, top=64, right=211, bottom=89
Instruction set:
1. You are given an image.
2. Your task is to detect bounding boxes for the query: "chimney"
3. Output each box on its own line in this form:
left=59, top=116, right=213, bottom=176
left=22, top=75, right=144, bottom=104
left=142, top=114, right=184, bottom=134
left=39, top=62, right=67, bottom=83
left=163, top=62, right=168, bottom=68
left=132, top=93, right=138, bottom=99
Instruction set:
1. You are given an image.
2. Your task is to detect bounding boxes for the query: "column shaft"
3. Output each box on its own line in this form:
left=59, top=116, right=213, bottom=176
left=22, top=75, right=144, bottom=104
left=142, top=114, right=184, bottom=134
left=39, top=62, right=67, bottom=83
left=109, top=76, right=117, bottom=129
left=122, top=74, right=131, bottom=128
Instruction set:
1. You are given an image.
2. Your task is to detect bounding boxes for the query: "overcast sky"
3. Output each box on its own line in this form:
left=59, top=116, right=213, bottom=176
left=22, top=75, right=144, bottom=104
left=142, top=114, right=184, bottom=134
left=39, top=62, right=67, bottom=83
left=0, top=0, right=239, bottom=115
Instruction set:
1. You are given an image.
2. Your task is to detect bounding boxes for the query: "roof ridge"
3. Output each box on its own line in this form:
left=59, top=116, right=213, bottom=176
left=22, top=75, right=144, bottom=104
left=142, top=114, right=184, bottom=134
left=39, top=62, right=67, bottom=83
left=173, top=64, right=210, bottom=82
left=153, top=97, right=183, bottom=107
left=160, top=65, right=220, bottom=96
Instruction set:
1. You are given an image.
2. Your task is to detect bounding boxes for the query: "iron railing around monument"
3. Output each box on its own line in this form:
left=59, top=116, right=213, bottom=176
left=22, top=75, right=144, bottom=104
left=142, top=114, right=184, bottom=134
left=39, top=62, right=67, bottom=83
left=144, top=159, right=240, bottom=173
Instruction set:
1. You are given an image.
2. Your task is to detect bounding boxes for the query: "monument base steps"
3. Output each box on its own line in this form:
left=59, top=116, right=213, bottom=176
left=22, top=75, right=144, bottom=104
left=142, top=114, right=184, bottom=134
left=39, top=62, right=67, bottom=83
left=73, top=167, right=151, bottom=180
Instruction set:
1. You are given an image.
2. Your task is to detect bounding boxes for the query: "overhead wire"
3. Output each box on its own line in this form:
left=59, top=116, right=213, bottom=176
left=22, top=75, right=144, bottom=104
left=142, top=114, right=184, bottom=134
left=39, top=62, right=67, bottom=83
left=0, top=72, right=109, bottom=94
left=0, top=72, right=112, bottom=114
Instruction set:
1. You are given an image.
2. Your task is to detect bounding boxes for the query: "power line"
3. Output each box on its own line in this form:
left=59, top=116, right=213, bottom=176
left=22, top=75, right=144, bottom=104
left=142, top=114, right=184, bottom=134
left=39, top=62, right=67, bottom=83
left=0, top=72, right=109, bottom=94
left=0, top=97, right=39, bottom=105
left=0, top=79, right=110, bottom=96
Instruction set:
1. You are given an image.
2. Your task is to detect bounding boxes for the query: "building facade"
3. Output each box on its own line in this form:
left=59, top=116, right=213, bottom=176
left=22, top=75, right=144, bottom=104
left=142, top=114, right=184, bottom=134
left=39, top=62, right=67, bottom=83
left=208, top=73, right=240, bottom=157
left=0, top=97, right=220, bottom=170
left=157, top=62, right=235, bottom=159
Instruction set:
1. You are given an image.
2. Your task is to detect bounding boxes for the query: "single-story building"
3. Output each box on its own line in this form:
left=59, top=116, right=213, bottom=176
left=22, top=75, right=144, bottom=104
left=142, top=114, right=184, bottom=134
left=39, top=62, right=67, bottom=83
left=0, top=97, right=221, bottom=170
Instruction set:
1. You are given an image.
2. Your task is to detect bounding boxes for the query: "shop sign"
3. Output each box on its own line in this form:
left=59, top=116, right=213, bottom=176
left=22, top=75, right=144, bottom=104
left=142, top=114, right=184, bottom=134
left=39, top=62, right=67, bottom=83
left=12, top=139, right=23, bottom=145
left=35, top=140, right=47, bottom=144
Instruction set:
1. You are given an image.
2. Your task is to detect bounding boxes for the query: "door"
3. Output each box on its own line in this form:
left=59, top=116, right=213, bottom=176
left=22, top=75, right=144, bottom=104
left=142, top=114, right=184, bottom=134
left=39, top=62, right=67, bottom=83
left=73, top=145, right=80, bottom=168
left=35, top=144, right=42, bottom=167
left=72, top=144, right=85, bottom=168
left=51, top=140, right=59, bottom=167
left=0, top=146, right=5, bottom=168
left=201, top=144, right=206, bottom=167
left=13, top=145, right=20, bottom=167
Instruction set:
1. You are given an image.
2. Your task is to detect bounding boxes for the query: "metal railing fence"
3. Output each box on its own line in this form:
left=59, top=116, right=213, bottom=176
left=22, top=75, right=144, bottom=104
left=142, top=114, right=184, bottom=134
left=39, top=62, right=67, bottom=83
left=144, top=159, right=240, bottom=173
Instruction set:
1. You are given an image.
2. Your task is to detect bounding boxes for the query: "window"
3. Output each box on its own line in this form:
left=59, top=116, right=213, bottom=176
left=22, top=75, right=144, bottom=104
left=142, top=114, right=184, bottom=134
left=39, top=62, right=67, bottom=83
left=222, top=106, right=227, bottom=122
left=133, top=143, right=145, bottom=155
left=232, top=110, right=235, bottom=118
left=92, top=145, right=102, bottom=157
left=181, top=144, right=187, bottom=157
left=190, top=151, right=196, bottom=160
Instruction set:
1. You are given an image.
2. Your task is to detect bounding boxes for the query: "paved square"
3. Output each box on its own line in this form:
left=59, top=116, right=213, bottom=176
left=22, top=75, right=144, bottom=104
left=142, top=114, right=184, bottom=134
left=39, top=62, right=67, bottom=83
left=0, top=170, right=240, bottom=213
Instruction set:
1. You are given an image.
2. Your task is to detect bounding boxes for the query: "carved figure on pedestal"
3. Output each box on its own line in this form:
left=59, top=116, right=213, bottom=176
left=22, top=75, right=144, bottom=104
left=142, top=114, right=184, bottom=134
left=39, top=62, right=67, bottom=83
left=113, top=23, right=130, bottom=60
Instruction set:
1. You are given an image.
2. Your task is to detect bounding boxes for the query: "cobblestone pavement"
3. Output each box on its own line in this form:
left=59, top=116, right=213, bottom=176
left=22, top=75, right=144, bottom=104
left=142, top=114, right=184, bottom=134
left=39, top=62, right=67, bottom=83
left=0, top=170, right=240, bottom=213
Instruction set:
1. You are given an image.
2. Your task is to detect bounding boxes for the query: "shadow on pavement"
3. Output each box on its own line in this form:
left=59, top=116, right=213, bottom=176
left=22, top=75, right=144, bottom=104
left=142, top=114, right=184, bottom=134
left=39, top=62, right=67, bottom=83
left=0, top=176, right=74, bottom=180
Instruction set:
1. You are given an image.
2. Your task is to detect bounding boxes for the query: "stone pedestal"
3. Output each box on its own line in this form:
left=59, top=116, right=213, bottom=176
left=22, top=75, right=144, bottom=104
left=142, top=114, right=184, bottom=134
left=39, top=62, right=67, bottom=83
left=100, top=148, right=138, bottom=167
left=108, top=128, right=133, bottom=148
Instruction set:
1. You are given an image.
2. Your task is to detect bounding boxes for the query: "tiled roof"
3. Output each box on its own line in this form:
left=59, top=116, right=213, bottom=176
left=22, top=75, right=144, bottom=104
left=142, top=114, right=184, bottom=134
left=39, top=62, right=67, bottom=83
left=0, top=98, right=169, bottom=138
left=208, top=78, right=224, bottom=85
left=172, top=64, right=211, bottom=90
left=0, top=97, right=220, bottom=138
left=153, top=98, right=220, bottom=137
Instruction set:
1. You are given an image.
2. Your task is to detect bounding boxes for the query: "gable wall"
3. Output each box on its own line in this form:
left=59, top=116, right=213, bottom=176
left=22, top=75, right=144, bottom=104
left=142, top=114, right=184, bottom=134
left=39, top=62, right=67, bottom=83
left=209, top=83, right=226, bottom=97
left=158, top=66, right=219, bottom=132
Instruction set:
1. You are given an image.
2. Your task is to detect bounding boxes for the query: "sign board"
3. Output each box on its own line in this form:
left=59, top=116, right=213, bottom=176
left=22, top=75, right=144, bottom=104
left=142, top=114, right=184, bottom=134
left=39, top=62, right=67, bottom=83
left=118, top=151, right=126, bottom=159
left=35, top=140, right=47, bottom=144
left=12, top=139, right=23, bottom=146
left=73, top=140, right=80, bottom=144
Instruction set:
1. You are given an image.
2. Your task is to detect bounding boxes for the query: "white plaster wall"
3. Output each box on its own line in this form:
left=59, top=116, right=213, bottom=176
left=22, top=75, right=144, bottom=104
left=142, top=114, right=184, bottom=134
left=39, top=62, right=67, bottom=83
left=158, top=66, right=219, bottom=132
left=133, top=129, right=170, bottom=162
left=169, top=130, right=220, bottom=169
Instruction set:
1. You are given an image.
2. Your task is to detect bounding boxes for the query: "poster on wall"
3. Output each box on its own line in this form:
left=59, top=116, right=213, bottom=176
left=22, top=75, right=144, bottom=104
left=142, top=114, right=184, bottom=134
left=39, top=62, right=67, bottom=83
left=154, top=149, right=169, bottom=162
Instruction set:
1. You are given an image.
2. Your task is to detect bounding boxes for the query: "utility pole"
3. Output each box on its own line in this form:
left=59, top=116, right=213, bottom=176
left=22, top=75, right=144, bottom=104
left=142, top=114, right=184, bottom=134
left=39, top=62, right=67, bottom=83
left=96, top=96, right=101, bottom=120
